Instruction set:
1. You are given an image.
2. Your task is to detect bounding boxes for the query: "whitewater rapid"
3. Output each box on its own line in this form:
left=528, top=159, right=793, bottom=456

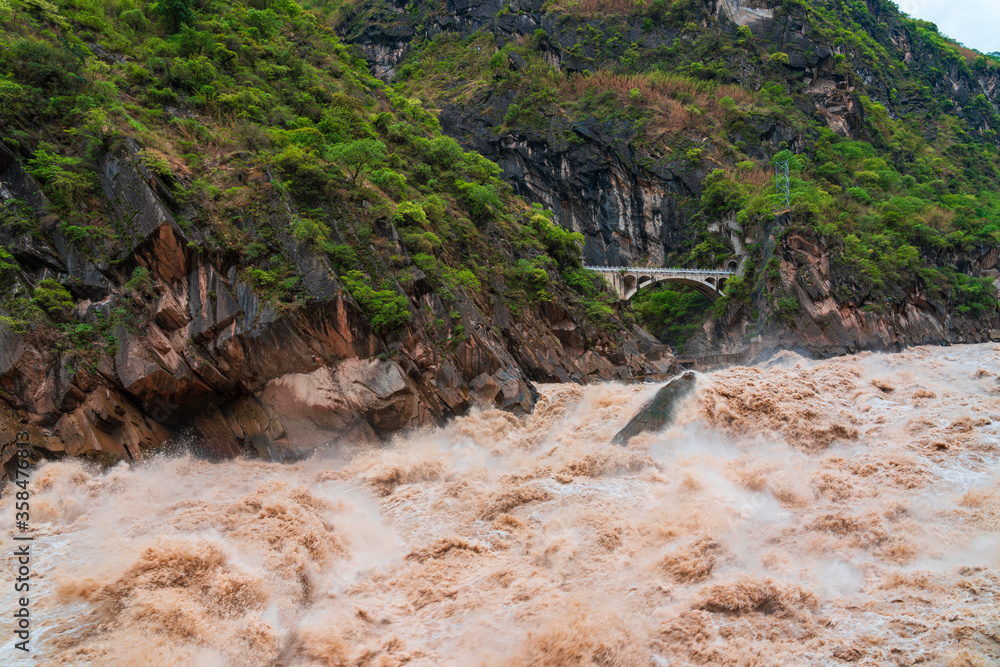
left=2, top=344, right=999, bottom=665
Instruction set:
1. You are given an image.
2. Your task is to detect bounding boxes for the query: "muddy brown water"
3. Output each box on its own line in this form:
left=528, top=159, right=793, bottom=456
left=2, top=344, right=999, bottom=665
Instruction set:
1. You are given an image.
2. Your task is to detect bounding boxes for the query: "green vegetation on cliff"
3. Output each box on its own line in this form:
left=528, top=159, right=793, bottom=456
left=632, top=284, right=711, bottom=354
left=0, top=0, right=621, bottom=361
left=345, top=0, right=1000, bottom=347
left=3, top=0, right=1000, bottom=365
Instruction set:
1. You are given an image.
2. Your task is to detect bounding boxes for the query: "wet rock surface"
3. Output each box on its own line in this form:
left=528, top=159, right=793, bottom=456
left=612, top=371, right=697, bottom=446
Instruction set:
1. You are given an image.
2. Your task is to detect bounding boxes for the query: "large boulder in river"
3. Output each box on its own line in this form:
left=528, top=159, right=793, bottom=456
left=612, top=372, right=697, bottom=446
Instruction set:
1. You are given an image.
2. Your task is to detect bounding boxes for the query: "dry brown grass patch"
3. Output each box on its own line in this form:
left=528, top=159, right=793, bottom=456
left=562, top=70, right=757, bottom=137
left=548, top=0, right=652, bottom=15
left=722, top=164, right=772, bottom=190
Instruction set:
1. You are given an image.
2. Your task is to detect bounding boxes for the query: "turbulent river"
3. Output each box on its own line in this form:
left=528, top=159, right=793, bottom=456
left=2, top=344, right=1000, bottom=665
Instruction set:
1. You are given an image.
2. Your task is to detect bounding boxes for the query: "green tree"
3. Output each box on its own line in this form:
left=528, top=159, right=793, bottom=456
left=701, top=170, right=746, bottom=218
left=454, top=180, right=501, bottom=219
left=0, top=79, right=28, bottom=126
left=125, top=266, right=156, bottom=298
left=154, top=0, right=195, bottom=33
left=633, top=285, right=711, bottom=353
left=27, top=144, right=91, bottom=209
left=530, top=213, right=583, bottom=266
left=393, top=201, right=428, bottom=227
left=327, top=139, right=388, bottom=185
left=0, top=246, right=19, bottom=286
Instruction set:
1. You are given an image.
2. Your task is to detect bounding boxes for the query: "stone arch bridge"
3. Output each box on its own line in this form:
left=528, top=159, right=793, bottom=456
left=584, top=264, right=736, bottom=301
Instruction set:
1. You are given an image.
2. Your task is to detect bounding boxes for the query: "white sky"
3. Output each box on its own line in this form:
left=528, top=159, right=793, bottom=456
left=895, top=0, right=1000, bottom=53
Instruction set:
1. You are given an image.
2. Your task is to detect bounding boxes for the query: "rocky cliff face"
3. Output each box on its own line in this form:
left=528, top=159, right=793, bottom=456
left=350, top=5, right=693, bottom=267
left=0, top=141, right=671, bottom=477
left=688, top=228, right=1000, bottom=361
left=343, top=0, right=1000, bottom=359
left=439, top=108, right=705, bottom=267
left=344, top=0, right=867, bottom=267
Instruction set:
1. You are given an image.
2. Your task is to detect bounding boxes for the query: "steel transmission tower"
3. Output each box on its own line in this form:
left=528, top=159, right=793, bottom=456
left=775, top=159, right=790, bottom=209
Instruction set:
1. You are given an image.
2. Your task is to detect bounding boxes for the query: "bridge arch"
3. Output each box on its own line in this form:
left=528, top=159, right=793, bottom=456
left=624, top=275, right=723, bottom=301
left=584, top=266, right=735, bottom=302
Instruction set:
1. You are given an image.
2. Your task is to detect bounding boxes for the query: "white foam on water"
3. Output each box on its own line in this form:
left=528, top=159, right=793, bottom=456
left=1, top=343, right=999, bottom=665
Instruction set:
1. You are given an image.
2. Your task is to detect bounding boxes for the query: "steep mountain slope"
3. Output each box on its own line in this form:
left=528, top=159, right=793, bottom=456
left=0, top=0, right=672, bottom=474
left=342, top=0, right=1000, bottom=356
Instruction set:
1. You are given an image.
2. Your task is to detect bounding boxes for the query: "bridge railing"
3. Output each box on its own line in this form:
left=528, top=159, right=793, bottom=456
left=583, top=266, right=734, bottom=275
